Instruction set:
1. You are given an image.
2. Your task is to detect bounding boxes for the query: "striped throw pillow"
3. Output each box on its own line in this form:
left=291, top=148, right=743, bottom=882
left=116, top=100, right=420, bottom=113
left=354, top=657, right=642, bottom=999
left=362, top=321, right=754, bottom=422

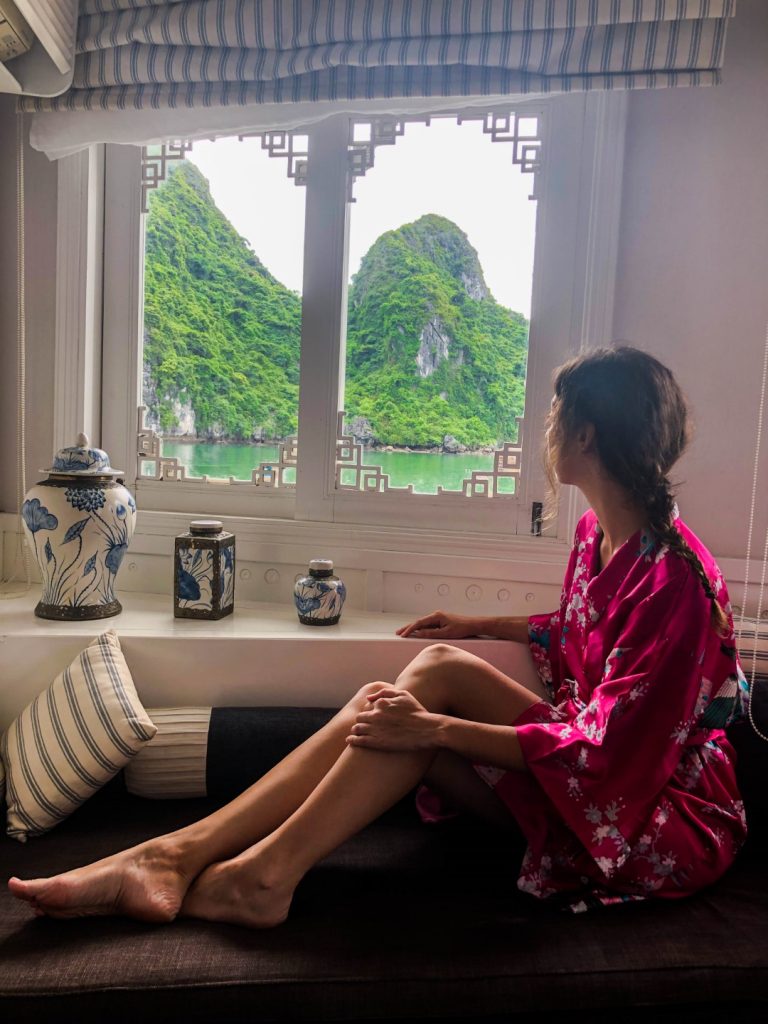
left=736, top=617, right=768, bottom=693
left=1, top=630, right=157, bottom=843
left=124, top=707, right=212, bottom=799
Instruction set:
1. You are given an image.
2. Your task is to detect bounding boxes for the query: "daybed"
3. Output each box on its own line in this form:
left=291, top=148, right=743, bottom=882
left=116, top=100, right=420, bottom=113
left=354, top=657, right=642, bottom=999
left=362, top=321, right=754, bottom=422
left=1, top=699, right=768, bottom=1024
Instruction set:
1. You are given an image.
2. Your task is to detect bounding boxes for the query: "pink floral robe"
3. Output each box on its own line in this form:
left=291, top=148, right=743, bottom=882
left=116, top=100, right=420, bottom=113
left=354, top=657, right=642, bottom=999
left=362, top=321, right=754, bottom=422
left=472, top=510, right=747, bottom=912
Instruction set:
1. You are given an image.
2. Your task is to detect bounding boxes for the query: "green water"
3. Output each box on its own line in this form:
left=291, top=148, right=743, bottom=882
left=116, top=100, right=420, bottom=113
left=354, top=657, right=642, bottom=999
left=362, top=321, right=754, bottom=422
left=153, top=441, right=515, bottom=495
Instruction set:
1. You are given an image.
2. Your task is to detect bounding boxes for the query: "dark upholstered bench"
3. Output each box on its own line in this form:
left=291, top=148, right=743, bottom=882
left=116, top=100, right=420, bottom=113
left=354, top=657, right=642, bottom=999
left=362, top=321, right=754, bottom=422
left=2, top=708, right=768, bottom=1024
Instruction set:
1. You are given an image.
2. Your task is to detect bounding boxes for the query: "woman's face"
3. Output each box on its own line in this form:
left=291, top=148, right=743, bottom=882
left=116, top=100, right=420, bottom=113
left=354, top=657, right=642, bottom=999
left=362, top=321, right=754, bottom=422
left=545, top=396, right=587, bottom=486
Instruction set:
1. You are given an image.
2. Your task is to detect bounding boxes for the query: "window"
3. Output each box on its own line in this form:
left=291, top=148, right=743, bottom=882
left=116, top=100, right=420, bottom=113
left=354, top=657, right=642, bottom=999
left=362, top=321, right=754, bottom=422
left=97, top=91, right=627, bottom=552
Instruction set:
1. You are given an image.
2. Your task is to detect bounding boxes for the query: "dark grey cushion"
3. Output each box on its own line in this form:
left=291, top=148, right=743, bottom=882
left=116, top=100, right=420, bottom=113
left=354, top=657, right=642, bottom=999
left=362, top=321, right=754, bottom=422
left=206, top=706, right=337, bottom=799
left=2, top=709, right=768, bottom=1023
left=728, top=677, right=768, bottom=826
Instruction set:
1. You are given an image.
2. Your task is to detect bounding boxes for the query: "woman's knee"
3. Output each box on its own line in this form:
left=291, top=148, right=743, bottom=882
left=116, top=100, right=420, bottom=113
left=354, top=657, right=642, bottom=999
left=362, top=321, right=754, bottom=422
left=348, top=681, right=392, bottom=709
left=403, top=643, right=462, bottom=675
left=396, top=643, right=465, bottom=693
left=405, top=643, right=460, bottom=672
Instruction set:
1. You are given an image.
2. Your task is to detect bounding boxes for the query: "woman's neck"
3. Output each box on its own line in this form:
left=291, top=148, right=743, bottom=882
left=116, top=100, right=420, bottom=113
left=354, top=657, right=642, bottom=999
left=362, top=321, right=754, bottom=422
left=582, top=480, right=647, bottom=566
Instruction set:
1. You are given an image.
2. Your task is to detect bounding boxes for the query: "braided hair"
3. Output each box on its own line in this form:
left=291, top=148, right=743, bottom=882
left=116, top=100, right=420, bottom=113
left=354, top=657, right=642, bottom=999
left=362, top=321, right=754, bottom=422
left=545, top=346, right=729, bottom=636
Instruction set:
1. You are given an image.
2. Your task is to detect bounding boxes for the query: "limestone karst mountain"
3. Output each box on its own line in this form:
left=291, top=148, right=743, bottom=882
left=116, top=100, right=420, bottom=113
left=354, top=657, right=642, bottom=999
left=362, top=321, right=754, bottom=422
left=143, top=164, right=528, bottom=448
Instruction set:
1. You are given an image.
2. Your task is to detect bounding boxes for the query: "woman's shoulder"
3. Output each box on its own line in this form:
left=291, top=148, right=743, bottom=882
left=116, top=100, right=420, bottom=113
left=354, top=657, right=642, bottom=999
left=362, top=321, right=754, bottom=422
left=574, top=509, right=600, bottom=545
left=639, top=513, right=731, bottom=620
left=669, top=513, right=732, bottom=606
left=672, top=514, right=720, bottom=575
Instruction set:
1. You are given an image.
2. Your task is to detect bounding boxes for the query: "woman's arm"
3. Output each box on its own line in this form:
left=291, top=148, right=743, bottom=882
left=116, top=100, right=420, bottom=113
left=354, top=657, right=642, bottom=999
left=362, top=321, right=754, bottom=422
left=397, top=611, right=531, bottom=643
left=435, top=715, right=527, bottom=772
left=348, top=688, right=528, bottom=772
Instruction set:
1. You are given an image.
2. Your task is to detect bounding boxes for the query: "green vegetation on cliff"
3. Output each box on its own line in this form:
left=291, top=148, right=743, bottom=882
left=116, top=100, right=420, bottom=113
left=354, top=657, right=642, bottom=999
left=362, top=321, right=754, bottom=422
left=143, top=164, right=529, bottom=448
left=144, top=161, right=300, bottom=439
left=345, top=214, right=528, bottom=447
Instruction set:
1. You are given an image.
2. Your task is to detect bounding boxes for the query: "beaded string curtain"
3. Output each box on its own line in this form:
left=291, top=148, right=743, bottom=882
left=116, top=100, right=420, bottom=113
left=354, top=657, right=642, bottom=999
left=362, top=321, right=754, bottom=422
left=21, top=0, right=736, bottom=115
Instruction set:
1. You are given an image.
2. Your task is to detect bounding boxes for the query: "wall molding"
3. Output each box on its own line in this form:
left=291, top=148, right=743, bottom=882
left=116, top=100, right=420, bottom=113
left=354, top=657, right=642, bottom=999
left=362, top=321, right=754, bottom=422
left=3, top=509, right=766, bottom=619
left=53, top=146, right=105, bottom=453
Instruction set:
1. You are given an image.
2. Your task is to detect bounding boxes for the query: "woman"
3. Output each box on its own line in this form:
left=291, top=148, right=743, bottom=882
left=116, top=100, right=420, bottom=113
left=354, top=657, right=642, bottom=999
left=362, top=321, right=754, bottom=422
left=8, top=346, right=748, bottom=923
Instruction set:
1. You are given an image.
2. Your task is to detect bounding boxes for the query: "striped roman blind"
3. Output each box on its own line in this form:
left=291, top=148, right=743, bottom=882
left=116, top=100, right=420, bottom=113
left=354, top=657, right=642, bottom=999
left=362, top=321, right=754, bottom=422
left=22, top=0, right=737, bottom=114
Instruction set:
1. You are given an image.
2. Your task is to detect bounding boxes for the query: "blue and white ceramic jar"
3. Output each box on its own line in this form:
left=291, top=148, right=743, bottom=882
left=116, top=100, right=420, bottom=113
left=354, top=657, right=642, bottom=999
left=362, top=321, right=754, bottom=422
left=174, top=520, right=235, bottom=620
left=21, top=433, right=137, bottom=619
left=294, top=558, right=346, bottom=626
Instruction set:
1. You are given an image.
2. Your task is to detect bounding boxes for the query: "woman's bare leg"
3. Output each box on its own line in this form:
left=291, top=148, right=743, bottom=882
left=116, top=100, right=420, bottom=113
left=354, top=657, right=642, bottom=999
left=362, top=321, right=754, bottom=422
left=9, top=644, right=540, bottom=923
left=7, top=686, right=397, bottom=920
left=180, top=645, right=539, bottom=927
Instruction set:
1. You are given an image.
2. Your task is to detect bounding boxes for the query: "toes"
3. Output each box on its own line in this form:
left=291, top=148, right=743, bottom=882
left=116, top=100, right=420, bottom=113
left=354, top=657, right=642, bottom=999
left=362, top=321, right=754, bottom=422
left=7, top=877, right=43, bottom=902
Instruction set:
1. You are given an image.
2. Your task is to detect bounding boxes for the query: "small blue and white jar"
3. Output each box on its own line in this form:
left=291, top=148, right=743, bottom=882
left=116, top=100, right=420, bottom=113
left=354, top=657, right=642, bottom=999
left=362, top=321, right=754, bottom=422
left=174, top=520, right=235, bottom=620
left=21, top=432, right=137, bottom=620
left=294, top=558, right=346, bottom=626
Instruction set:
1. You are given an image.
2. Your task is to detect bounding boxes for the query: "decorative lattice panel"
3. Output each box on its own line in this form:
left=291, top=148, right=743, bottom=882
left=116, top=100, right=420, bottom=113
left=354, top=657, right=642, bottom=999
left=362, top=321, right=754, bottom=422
left=335, top=412, right=413, bottom=494
left=248, top=435, right=298, bottom=489
left=346, top=111, right=541, bottom=203
left=437, top=419, right=524, bottom=500
left=141, top=141, right=194, bottom=213
left=141, top=131, right=309, bottom=213
left=457, top=112, right=542, bottom=199
left=346, top=118, right=416, bottom=201
left=238, top=131, right=309, bottom=186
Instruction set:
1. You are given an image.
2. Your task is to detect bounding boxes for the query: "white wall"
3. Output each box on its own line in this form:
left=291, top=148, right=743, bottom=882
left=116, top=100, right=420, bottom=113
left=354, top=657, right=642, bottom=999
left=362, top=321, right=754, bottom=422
left=1, top=0, right=767, bottom=570
left=0, top=98, right=57, bottom=515
left=612, top=0, right=768, bottom=561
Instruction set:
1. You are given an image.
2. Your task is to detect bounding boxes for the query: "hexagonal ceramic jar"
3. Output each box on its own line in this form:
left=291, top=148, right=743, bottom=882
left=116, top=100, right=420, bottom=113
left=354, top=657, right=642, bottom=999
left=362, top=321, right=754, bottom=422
left=21, top=433, right=137, bottom=619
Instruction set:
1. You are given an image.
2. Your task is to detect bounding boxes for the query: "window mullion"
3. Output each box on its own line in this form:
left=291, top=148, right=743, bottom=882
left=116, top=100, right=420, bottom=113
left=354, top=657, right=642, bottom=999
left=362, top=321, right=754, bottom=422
left=294, top=115, right=350, bottom=523
left=54, top=145, right=105, bottom=453
left=102, top=143, right=144, bottom=486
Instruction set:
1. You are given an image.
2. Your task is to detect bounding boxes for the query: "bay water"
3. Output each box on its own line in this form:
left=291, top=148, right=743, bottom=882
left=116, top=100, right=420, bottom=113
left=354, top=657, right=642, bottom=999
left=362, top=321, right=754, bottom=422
left=158, top=440, right=514, bottom=495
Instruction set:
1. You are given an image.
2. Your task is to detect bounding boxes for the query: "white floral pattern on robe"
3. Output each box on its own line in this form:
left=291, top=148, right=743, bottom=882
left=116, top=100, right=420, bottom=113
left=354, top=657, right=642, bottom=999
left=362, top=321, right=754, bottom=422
left=484, top=509, right=748, bottom=912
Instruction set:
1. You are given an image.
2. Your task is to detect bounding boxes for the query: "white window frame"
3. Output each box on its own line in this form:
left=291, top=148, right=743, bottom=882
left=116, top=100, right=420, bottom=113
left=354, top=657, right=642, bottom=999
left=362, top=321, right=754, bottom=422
left=54, top=90, right=627, bottom=576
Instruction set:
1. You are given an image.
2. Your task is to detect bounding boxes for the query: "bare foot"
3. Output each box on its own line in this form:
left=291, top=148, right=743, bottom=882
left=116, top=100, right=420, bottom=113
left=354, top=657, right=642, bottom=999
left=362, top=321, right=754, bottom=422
left=181, top=848, right=295, bottom=929
left=7, top=839, right=192, bottom=923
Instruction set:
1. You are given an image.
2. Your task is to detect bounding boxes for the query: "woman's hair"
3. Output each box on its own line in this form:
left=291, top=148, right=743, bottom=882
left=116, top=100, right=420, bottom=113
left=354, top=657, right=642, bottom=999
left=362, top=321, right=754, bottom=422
left=545, top=345, right=729, bottom=635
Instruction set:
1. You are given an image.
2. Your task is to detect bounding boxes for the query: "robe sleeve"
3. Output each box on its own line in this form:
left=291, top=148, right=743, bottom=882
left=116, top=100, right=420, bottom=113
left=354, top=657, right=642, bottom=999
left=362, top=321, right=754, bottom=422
left=515, top=567, right=708, bottom=881
left=527, top=611, right=561, bottom=700
left=526, top=538, right=579, bottom=699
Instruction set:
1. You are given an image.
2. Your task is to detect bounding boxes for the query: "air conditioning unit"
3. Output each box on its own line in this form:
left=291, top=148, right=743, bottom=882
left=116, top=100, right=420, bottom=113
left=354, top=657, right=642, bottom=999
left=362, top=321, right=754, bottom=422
left=0, top=0, right=78, bottom=97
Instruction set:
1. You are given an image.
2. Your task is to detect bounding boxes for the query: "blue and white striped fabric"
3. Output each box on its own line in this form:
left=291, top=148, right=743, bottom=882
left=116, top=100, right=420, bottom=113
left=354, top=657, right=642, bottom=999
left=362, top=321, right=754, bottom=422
left=22, top=0, right=737, bottom=113
left=738, top=616, right=768, bottom=692
left=0, top=631, right=157, bottom=843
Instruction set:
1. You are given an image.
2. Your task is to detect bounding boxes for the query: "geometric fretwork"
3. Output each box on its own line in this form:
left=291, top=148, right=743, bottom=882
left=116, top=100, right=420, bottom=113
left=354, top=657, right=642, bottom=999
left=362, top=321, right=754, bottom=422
left=248, top=435, right=297, bottom=489
left=238, top=131, right=309, bottom=187
left=346, top=118, right=421, bottom=203
left=347, top=110, right=541, bottom=204
left=136, top=406, right=188, bottom=481
left=335, top=412, right=413, bottom=494
left=335, top=412, right=523, bottom=500
left=137, top=407, right=296, bottom=489
left=457, top=112, right=542, bottom=199
left=141, top=131, right=309, bottom=215
left=141, top=141, right=194, bottom=213
left=438, top=419, right=523, bottom=499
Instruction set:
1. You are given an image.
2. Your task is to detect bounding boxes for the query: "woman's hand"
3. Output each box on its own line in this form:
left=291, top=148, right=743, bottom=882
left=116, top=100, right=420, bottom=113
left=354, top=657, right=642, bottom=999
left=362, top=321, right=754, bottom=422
left=346, top=685, right=443, bottom=753
left=396, top=609, right=483, bottom=639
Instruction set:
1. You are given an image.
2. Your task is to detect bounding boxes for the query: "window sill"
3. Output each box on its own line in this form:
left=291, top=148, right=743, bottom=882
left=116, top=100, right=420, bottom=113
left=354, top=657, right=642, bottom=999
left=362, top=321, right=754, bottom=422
left=0, top=590, right=548, bottom=729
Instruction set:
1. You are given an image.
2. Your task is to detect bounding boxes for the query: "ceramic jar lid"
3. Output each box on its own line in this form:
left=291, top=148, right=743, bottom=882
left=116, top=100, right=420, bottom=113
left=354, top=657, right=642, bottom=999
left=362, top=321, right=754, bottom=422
left=42, top=432, right=124, bottom=477
left=309, top=558, right=334, bottom=574
left=189, top=520, right=224, bottom=536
